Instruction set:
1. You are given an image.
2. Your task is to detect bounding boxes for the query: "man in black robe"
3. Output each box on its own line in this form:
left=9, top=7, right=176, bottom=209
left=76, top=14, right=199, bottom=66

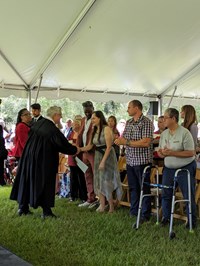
left=0, top=125, right=8, bottom=186
left=10, top=106, right=79, bottom=218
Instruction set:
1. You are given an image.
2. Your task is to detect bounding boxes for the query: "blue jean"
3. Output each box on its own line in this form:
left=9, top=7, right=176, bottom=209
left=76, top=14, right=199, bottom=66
left=127, top=164, right=151, bottom=218
left=162, top=160, right=196, bottom=223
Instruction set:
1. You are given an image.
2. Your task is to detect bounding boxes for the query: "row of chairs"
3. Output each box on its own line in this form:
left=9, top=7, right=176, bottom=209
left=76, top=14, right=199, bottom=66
left=118, top=160, right=200, bottom=219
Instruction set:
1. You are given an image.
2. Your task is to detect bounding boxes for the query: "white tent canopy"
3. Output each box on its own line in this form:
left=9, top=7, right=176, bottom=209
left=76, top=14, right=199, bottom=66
left=1, top=0, right=200, bottom=104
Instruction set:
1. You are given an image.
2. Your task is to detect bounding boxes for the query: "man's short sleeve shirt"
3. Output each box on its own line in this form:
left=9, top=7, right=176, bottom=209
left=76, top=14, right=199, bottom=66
left=123, top=115, right=153, bottom=166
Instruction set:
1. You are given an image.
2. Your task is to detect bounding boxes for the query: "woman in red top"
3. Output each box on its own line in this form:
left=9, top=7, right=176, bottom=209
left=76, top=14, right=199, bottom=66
left=13, top=108, right=32, bottom=160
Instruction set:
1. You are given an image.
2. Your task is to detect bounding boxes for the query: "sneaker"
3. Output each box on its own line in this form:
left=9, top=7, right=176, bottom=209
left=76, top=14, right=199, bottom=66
left=88, top=200, right=99, bottom=209
left=78, top=201, right=91, bottom=208
left=69, top=197, right=76, bottom=202
left=160, top=217, right=170, bottom=227
left=96, top=206, right=105, bottom=213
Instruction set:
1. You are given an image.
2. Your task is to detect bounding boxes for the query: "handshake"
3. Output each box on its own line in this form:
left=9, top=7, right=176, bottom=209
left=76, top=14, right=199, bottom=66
left=68, top=139, right=93, bottom=155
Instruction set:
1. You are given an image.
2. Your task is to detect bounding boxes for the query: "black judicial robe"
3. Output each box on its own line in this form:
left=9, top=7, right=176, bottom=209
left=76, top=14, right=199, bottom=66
left=0, top=133, right=8, bottom=185
left=10, top=118, right=77, bottom=208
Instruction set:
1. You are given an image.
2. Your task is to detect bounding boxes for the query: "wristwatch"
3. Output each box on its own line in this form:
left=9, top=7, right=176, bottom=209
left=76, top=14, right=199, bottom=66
left=126, top=139, right=131, bottom=146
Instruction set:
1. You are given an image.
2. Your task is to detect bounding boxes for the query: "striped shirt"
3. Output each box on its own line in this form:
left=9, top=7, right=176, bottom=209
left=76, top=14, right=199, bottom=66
left=123, top=114, right=153, bottom=166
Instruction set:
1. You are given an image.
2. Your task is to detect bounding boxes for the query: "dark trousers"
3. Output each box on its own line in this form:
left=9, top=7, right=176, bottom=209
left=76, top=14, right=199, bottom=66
left=70, top=166, right=87, bottom=201
left=127, top=164, right=151, bottom=218
left=162, top=160, right=196, bottom=223
left=0, top=159, right=5, bottom=185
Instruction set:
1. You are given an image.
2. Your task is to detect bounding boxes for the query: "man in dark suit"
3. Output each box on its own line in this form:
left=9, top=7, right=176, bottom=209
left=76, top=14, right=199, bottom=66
left=31, top=103, right=43, bottom=124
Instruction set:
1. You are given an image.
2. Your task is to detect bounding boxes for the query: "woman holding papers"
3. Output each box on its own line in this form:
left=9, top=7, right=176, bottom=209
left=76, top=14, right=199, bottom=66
left=68, top=119, right=87, bottom=202
left=80, top=111, right=122, bottom=213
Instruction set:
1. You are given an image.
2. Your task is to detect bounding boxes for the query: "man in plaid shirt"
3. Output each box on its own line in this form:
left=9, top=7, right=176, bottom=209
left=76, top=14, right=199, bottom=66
left=115, top=100, right=153, bottom=222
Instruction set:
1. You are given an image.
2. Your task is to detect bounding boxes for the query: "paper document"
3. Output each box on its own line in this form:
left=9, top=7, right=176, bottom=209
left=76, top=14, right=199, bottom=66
left=75, top=157, right=88, bottom=173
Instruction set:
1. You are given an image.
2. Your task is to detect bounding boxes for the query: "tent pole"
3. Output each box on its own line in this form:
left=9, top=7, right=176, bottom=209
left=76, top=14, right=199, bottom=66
left=167, top=86, right=177, bottom=108
left=0, top=49, right=28, bottom=89
left=27, top=86, right=31, bottom=110
left=160, top=60, right=200, bottom=98
left=158, top=95, right=162, bottom=116
left=35, top=75, right=43, bottom=103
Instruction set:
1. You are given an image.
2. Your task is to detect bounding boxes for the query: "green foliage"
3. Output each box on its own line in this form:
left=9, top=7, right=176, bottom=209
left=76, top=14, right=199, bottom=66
left=0, top=96, right=129, bottom=128
left=0, top=96, right=27, bottom=126
left=0, top=186, right=200, bottom=266
left=2, top=96, right=199, bottom=128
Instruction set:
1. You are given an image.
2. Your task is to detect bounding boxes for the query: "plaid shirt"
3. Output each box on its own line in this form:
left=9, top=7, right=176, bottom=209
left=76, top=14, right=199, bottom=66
left=123, top=114, right=153, bottom=166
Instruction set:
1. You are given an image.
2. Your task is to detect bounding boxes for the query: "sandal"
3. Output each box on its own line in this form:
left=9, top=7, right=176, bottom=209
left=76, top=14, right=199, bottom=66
left=96, top=206, right=105, bottom=213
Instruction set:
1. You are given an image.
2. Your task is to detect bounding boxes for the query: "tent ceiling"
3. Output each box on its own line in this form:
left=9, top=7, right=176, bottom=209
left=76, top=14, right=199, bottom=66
left=1, top=0, right=200, bottom=103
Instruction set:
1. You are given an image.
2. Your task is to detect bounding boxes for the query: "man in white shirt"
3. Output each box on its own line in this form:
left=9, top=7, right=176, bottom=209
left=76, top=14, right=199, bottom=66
left=63, top=119, right=73, bottom=139
left=76, top=101, right=96, bottom=207
left=158, top=108, right=196, bottom=228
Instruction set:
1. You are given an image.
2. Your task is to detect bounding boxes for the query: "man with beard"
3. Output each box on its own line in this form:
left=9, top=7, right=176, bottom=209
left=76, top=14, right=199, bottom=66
left=10, top=106, right=79, bottom=218
left=115, top=100, right=153, bottom=222
left=30, top=103, right=43, bottom=125
left=76, top=101, right=96, bottom=207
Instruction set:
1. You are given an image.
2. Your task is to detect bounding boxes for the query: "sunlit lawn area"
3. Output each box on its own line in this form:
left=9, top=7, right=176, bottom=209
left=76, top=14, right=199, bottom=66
left=0, top=185, right=200, bottom=266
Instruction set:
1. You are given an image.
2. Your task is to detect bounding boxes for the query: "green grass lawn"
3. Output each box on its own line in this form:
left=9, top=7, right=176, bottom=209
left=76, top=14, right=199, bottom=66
left=0, top=185, right=200, bottom=266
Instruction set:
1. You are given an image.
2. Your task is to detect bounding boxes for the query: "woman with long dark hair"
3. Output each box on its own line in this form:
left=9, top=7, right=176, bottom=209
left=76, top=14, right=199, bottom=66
left=107, top=115, right=120, bottom=160
left=12, top=108, right=32, bottom=160
left=180, top=105, right=198, bottom=148
left=80, top=111, right=122, bottom=213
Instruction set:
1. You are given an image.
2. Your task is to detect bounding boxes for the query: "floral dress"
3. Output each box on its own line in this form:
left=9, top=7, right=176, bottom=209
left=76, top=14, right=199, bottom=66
left=93, top=127, right=122, bottom=200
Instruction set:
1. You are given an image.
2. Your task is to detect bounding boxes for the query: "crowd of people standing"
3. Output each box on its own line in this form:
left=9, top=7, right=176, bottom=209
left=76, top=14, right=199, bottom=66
left=0, top=100, right=199, bottom=230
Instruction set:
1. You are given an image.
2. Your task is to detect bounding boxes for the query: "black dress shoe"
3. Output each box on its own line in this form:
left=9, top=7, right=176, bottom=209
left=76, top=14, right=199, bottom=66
left=160, top=217, right=170, bottom=227
left=140, top=216, right=150, bottom=224
left=129, top=213, right=137, bottom=218
left=18, top=209, right=33, bottom=216
left=41, top=213, right=57, bottom=219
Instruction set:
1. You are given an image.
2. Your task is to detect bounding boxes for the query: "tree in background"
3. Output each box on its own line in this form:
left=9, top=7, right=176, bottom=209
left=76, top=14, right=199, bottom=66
left=0, top=96, right=129, bottom=130
left=2, top=96, right=199, bottom=132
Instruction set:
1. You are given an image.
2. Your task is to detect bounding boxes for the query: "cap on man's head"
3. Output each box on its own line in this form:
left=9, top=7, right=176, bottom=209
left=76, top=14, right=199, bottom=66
left=31, top=103, right=41, bottom=110
left=82, top=101, right=94, bottom=108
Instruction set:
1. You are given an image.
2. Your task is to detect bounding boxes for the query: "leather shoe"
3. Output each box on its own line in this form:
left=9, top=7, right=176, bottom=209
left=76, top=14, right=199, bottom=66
left=41, top=213, right=57, bottom=219
left=140, top=216, right=150, bottom=224
left=18, top=209, right=33, bottom=216
left=160, top=217, right=170, bottom=227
